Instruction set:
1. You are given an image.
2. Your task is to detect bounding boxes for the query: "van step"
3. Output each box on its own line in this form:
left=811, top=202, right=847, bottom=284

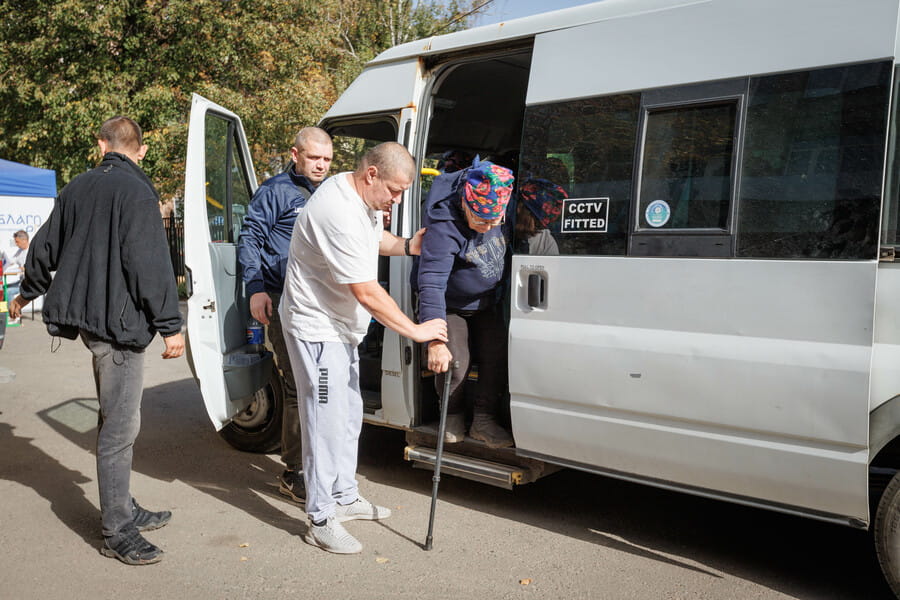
left=404, top=445, right=530, bottom=490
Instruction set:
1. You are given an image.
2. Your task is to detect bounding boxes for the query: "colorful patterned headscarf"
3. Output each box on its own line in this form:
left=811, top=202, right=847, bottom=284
left=518, top=178, right=568, bottom=228
left=462, top=157, right=514, bottom=219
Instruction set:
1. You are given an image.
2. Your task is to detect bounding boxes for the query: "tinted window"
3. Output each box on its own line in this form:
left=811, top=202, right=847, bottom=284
left=204, top=113, right=253, bottom=243
left=230, top=130, right=252, bottom=242
left=637, top=102, right=736, bottom=231
left=517, top=93, right=640, bottom=255
left=737, top=61, right=890, bottom=259
left=204, top=114, right=228, bottom=242
left=881, top=66, right=900, bottom=246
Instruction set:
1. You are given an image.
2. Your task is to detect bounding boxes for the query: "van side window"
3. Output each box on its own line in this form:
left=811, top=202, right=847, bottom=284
left=737, top=61, right=890, bottom=259
left=637, top=102, right=737, bottom=231
left=517, top=93, right=640, bottom=256
left=629, top=79, right=745, bottom=257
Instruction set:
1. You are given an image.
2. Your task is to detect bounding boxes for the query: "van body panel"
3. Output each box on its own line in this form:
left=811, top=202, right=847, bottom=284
left=872, top=263, right=900, bottom=412
left=527, top=0, right=899, bottom=105
left=322, top=59, right=420, bottom=122
left=509, top=256, right=874, bottom=520
left=512, top=398, right=868, bottom=520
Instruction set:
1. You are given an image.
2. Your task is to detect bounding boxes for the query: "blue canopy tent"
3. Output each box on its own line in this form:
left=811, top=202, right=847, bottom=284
left=0, top=159, right=57, bottom=333
left=0, top=158, right=57, bottom=198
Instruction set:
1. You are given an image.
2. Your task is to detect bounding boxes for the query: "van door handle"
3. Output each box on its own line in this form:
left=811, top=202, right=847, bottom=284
left=527, top=273, right=546, bottom=308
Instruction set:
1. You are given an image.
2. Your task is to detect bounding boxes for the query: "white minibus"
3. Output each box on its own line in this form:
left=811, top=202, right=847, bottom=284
left=182, top=0, right=900, bottom=593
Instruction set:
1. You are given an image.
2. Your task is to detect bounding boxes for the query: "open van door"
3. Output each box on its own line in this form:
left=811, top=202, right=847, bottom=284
left=183, top=94, right=276, bottom=447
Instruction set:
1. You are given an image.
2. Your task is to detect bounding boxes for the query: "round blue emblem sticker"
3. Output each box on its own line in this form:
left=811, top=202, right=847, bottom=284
left=645, top=200, right=671, bottom=228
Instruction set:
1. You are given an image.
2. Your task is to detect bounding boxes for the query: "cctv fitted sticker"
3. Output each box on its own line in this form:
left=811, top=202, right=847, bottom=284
left=561, top=198, right=609, bottom=233
left=645, top=199, right=670, bottom=227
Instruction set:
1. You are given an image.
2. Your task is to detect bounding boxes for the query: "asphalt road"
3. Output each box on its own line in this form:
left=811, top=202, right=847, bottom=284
left=0, top=316, right=895, bottom=599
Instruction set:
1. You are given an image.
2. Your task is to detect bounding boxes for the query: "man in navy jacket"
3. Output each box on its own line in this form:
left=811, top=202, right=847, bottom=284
left=238, top=127, right=333, bottom=503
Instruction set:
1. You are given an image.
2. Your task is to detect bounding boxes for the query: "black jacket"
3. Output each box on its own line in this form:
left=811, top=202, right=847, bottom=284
left=20, top=152, right=182, bottom=348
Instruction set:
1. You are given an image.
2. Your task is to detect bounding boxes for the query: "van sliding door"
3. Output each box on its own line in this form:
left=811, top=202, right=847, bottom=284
left=511, top=31, right=890, bottom=522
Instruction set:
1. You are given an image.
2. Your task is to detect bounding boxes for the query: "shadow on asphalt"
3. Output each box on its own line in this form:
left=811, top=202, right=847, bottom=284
left=14, top=378, right=895, bottom=600
left=0, top=420, right=97, bottom=546
left=353, top=425, right=894, bottom=600
left=31, top=378, right=308, bottom=543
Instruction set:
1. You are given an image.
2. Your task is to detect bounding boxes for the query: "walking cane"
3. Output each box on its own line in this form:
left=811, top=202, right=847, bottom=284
left=425, top=359, right=458, bottom=551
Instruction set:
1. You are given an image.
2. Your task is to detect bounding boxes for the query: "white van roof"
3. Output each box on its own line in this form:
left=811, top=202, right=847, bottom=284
left=369, top=0, right=701, bottom=65
left=324, top=0, right=900, bottom=119
left=369, top=0, right=900, bottom=68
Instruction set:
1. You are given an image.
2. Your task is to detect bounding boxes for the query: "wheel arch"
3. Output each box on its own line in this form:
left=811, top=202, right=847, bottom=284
left=870, top=395, right=900, bottom=466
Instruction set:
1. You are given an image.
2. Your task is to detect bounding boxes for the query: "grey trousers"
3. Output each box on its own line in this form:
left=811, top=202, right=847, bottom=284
left=434, top=307, right=508, bottom=416
left=268, top=293, right=301, bottom=470
left=283, top=336, right=361, bottom=522
left=81, top=330, right=146, bottom=537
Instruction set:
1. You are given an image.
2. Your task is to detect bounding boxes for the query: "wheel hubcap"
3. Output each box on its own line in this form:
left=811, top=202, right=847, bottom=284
left=231, top=386, right=272, bottom=430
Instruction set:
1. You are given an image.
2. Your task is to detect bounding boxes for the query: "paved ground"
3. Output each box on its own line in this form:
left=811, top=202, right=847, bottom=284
left=0, top=315, right=895, bottom=599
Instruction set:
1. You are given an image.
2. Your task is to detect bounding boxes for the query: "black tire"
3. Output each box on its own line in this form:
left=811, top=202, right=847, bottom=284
left=875, top=469, right=900, bottom=598
left=218, top=366, right=284, bottom=454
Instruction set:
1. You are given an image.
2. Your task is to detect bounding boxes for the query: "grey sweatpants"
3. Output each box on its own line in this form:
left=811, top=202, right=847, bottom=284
left=284, top=336, right=361, bottom=522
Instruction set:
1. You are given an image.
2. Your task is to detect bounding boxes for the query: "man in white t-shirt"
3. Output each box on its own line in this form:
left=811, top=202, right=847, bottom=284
left=280, top=142, right=448, bottom=554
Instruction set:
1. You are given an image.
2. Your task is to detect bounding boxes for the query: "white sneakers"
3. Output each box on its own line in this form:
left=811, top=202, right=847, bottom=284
left=305, top=496, right=391, bottom=554
left=304, top=517, right=362, bottom=554
left=335, top=496, right=392, bottom=522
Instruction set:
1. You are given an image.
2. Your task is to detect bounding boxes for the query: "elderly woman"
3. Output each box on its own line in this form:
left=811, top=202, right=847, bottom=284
left=414, top=158, right=515, bottom=448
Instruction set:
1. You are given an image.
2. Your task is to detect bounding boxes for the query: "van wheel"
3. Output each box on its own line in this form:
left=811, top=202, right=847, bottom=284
left=875, top=469, right=900, bottom=598
left=218, top=367, right=284, bottom=454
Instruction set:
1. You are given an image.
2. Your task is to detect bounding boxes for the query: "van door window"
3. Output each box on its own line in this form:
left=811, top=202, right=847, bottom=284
left=204, top=112, right=253, bottom=243
left=738, top=61, right=891, bottom=259
left=517, top=93, right=640, bottom=256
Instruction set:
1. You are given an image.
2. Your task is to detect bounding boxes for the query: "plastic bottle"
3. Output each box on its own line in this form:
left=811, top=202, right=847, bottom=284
left=246, top=317, right=265, bottom=353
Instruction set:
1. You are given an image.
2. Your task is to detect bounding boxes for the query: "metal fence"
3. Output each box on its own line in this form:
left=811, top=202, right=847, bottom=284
left=163, top=216, right=185, bottom=281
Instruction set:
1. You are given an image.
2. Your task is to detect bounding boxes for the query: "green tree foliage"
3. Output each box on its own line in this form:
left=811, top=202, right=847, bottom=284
left=0, top=0, right=480, bottom=198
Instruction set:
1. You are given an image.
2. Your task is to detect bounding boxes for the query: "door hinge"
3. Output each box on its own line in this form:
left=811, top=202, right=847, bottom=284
left=203, top=300, right=216, bottom=312
left=880, top=246, right=896, bottom=262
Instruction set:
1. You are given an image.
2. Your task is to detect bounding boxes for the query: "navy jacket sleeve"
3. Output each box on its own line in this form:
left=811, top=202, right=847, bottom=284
left=417, top=218, right=463, bottom=323
left=416, top=170, right=467, bottom=323
left=238, top=185, right=280, bottom=296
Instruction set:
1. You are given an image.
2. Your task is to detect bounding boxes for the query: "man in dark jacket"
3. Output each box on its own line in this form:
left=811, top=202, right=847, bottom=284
left=238, top=127, right=332, bottom=504
left=10, top=116, right=185, bottom=565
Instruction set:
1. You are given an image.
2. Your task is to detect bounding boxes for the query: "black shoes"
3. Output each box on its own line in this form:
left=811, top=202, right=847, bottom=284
left=101, top=525, right=163, bottom=565
left=100, top=499, right=171, bottom=564
left=131, top=498, right=172, bottom=532
left=278, top=469, right=306, bottom=505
